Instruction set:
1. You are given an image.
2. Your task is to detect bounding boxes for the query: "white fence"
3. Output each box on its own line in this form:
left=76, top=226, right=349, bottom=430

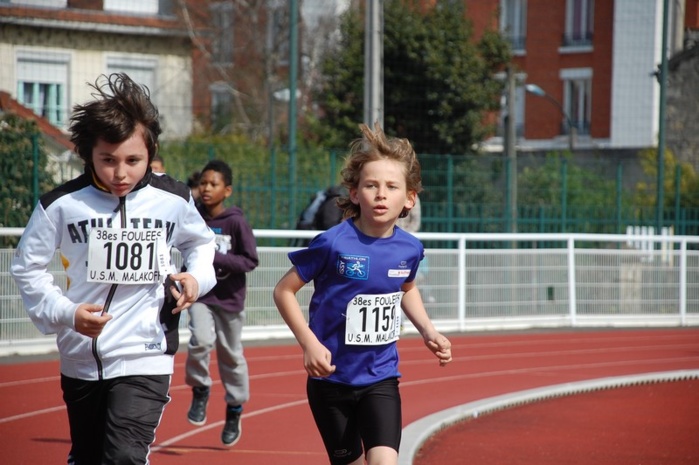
left=1, top=228, right=698, bottom=355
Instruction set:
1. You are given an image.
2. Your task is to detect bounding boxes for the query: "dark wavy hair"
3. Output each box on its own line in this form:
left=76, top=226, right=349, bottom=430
left=337, top=122, right=422, bottom=220
left=201, top=159, right=233, bottom=187
left=69, top=73, right=162, bottom=166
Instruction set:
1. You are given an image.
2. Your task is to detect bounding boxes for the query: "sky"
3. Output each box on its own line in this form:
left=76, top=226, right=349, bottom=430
left=301, top=0, right=350, bottom=32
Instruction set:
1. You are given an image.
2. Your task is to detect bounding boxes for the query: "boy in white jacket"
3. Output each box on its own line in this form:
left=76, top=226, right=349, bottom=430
left=11, top=73, right=216, bottom=465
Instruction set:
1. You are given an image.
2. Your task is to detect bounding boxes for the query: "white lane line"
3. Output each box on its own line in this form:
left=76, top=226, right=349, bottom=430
left=0, top=376, right=60, bottom=388
left=397, top=332, right=699, bottom=353
left=400, top=355, right=699, bottom=387
left=2, top=355, right=697, bottom=424
left=0, top=405, right=65, bottom=424
left=3, top=331, right=695, bottom=387
left=2, top=340, right=694, bottom=389
left=399, top=342, right=699, bottom=365
left=151, top=399, right=308, bottom=453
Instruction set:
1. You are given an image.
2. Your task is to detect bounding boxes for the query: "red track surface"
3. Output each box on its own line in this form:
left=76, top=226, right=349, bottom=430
left=415, top=380, right=699, bottom=465
left=1, top=328, right=698, bottom=465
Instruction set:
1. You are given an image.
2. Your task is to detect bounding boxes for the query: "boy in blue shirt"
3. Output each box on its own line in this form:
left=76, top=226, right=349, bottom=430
left=274, top=123, right=452, bottom=465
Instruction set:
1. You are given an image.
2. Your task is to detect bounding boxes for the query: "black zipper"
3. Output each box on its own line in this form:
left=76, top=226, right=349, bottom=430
left=91, top=196, right=127, bottom=380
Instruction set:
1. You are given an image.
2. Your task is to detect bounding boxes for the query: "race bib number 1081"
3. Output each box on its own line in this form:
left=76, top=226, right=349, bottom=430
left=87, top=228, right=170, bottom=284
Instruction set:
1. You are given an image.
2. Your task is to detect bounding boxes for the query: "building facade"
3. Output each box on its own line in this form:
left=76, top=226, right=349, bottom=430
left=0, top=0, right=194, bottom=141
left=491, top=0, right=696, bottom=153
left=3, top=0, right=697, bottom=162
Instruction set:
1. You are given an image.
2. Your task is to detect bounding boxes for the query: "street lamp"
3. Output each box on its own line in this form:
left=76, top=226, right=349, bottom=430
left=525, top=83, right=576, bottom=151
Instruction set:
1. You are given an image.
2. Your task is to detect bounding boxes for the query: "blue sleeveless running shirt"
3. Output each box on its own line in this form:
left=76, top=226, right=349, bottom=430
left=289, top=219, right=424, bottom=386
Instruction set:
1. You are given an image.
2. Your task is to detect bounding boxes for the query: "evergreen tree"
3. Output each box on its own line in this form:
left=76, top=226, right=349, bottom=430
left=0, top=113, right=56, bottom=241
left=314, top=0, right=510, bottom=154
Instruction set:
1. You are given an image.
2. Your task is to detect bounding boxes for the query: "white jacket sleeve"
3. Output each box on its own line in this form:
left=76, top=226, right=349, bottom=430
left=10, top=205, right=77, bottom=335
left=176, top=198, right=217, bottom=298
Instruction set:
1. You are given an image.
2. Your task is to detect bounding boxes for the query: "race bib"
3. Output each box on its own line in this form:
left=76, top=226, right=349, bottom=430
left=345, top=292, right=403, bottom=346
left=87, top=228, right=170, bottom=284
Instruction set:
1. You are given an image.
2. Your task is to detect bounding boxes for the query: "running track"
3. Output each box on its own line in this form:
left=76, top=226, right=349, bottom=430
left=1, top=328, right=698, bottom=465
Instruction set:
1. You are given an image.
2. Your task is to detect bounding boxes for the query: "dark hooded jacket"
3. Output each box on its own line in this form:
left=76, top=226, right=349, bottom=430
left=197, top=205, right=259, bottom=312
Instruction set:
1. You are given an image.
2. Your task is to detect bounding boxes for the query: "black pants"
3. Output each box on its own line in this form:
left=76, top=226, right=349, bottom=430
left=61, top=374, right=170, bottom=465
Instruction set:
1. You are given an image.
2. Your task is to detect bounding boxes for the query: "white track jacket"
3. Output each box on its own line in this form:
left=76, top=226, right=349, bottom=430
left=11, top=170, right=216, bottom=380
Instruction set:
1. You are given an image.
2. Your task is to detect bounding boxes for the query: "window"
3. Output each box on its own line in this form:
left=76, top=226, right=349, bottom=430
left=210, top=82, right=232, bottom=133
left=104, top=0, right=159, bottom=15
left=210, top=2, right=234, bottom=65
left=564, top=0, right=594, bottom=46
left=500, top=0, right=527, bottom=52
left=106, top=56, right=157, bottom=99
left=561, top=68, right=592, bottom=135
left=16, top=51, right=69, bottom=128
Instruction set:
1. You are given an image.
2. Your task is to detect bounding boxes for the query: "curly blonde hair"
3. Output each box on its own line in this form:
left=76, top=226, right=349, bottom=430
left=337, top=122, right=422, bottom=220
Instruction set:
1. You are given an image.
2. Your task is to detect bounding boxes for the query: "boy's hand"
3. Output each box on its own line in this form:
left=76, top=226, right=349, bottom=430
left=303, top=341, right=337, bottom=378
left=74, top=303, right=111, bottom=338
left=167, top=273, right=200, bottom=313
left=426, top=334, right=452, bottom=366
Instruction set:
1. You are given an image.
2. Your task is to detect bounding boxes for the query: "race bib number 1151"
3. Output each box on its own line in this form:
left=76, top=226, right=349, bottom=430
left=87, top=228, right=169, bottom=284
left=345, top=292, right=403, bottom=346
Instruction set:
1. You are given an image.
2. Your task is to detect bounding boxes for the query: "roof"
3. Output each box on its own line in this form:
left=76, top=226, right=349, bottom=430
left=0, top=91, right=74, bottom=152
left=0, top=4, right=190, bottom=38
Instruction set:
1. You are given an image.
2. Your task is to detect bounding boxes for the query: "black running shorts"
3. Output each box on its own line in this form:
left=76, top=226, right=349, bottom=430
left=306, top=377, right=402, bottom=465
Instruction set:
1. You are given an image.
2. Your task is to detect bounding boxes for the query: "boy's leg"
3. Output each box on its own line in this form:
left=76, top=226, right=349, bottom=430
left=185, top=302, right=216, bottom=387
left=61, top=375, right=106, bottom=465
left=213, top=309, right=249, bottom=406
left=102, top=375, right=170, bottom=465
left=185, top=302, right=216, bottom=424
left=306, top=378, right=364, bottom=465
left=365, top=446, right=399, bottom=465
left=212, top=309, right=249, bottom=446
left=358, top=378, right=402, bottom=465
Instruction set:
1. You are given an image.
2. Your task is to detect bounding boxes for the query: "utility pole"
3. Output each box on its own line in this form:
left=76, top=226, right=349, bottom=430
left=363, top=0, right=383, bottom=128
left=656, top=0, right=670, bottom=235
left=504, top=66, right=517, bottom=234
left=288, top=0, right=299, bottom=226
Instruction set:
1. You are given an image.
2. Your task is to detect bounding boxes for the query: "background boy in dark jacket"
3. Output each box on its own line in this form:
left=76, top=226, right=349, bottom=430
left=184, top=160, right=259, bottom=447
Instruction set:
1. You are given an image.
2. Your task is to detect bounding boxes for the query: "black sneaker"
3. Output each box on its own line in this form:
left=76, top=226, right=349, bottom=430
left=187, top=386, right=209, bottom=426
left=221, top=406, right=242, bottom=447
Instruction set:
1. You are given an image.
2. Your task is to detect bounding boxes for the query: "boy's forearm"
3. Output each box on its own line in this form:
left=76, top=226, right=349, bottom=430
left=213, top=251, right=258, bottom=274
left=401, top=286, right=437, bottom=338
left=273, top=278, right=317, bottom=349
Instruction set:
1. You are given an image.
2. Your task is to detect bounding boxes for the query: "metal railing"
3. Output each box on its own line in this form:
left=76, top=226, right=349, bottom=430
left=1, top=228, right=698, bottom=355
